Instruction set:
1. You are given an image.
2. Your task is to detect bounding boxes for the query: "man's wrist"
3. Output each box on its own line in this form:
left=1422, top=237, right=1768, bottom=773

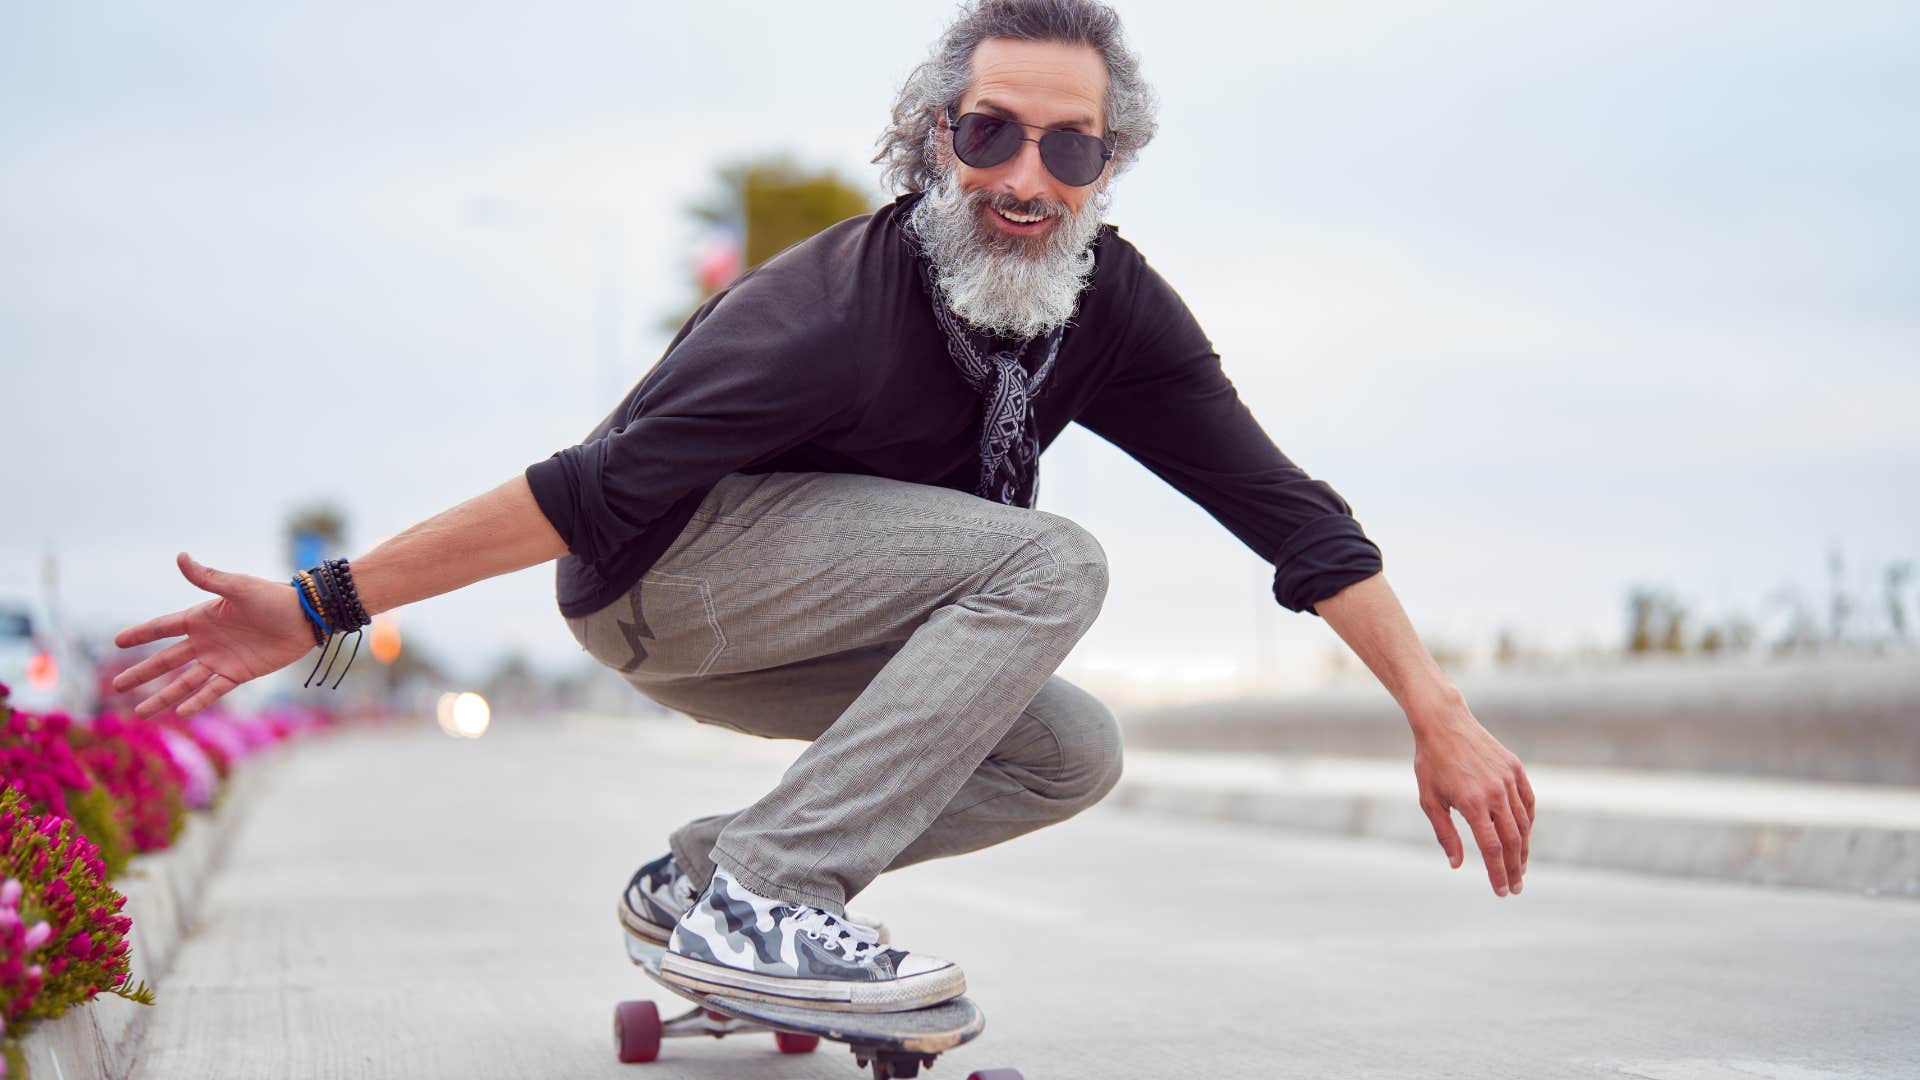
left=1404, top=681, right=1467, bottom=736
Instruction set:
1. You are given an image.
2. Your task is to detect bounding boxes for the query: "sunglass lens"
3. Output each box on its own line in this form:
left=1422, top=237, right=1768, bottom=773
left=1039, top=134, right=1106, bottom=187
left=953, top=114, right=1020, bottom=169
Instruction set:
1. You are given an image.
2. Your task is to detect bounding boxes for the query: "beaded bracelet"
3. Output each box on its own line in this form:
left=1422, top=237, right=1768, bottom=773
left=296, top=558, right=370, bottom=691
left=318, top=557, right=357, bottom=626
left=296, top=570, right=330, bottom=630
left=327, top=557, right=371, bottom=629
left=290, top=574, right=328, bottom=648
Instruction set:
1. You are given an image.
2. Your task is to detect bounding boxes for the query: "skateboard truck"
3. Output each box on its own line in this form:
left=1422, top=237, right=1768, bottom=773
left=853, top=1049, right=938, bottom=1079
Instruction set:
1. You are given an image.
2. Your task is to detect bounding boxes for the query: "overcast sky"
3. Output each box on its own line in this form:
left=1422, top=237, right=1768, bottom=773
left=3, top=1, right=1915, bottom=698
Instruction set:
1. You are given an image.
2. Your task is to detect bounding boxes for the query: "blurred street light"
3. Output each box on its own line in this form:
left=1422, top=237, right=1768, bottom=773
left=369, top=616, right=402, bottom=665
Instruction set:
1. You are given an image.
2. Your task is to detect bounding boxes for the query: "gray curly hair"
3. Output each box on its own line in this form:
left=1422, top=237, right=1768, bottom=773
left=874, top=0, right=1160, bottom=195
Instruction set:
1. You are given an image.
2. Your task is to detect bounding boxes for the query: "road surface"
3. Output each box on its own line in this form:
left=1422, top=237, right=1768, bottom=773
left=122, top=715, right=1918, bottom=1079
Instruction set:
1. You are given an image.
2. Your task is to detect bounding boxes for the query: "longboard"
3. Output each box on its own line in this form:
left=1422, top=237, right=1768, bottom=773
left=615, top=930, right=1016, bottom=1080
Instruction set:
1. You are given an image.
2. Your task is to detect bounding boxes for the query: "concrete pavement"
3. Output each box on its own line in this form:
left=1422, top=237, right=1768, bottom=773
left=110, top=715, right=1920, bottom=1080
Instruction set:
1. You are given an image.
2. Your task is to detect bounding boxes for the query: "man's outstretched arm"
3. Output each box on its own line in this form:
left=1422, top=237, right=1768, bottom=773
left=1315, top=572, right=1536, bottom=897
left=351, top=474, right=568, bottom=616
left=112, top=475, right=566, bottom=720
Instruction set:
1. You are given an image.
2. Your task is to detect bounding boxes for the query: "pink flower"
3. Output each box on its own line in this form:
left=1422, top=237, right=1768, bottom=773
left=158, top=728, right=217, bottom=808
left=0, top=879, right=18, bottom=908
left=22, top=923, right=48, bottom=951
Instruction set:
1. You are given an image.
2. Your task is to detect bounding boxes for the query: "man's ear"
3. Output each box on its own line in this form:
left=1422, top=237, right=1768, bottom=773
left=929, top=110, right=957, bottom=168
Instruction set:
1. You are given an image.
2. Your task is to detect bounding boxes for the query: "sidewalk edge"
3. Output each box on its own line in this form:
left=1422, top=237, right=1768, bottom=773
left=15, top=750, right=285, bottom=1080
left=1108, top=775, right=1920, bottom=899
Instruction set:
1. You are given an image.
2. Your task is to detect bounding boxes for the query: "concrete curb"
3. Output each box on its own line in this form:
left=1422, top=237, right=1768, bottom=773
left=1109, top=752, right=1920, bottom=899
left=15, top=751, right=281, bottom=1080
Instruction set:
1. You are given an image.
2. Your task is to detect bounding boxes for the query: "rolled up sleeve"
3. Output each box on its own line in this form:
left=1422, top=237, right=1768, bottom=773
left=524, top=271, right=859, bottom=566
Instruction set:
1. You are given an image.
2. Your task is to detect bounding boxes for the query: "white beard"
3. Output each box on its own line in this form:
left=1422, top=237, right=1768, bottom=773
left=904, top=169, right=1112, bottom=339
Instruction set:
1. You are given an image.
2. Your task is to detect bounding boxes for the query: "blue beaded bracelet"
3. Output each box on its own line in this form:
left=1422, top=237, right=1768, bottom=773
left=291, top=577, right=329, bottom=643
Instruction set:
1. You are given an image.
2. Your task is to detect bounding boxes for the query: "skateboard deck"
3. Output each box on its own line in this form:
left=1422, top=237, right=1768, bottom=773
left=615, top=931, right=1010, bottom=1079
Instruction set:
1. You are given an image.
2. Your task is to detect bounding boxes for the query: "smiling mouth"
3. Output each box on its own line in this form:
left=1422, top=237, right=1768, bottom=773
left=987, top=204, right=1053, bottom=233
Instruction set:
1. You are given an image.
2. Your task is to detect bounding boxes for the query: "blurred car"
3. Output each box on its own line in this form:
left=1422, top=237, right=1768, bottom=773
left=0, top=584, right=97, bottom=717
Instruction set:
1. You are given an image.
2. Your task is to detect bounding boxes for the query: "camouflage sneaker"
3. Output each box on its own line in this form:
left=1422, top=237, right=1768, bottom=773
left=618, top=852, right=700, bottom=948
left=658, top=867, right=963, bottom=1013
left=619, top=853, right=892, bottom=951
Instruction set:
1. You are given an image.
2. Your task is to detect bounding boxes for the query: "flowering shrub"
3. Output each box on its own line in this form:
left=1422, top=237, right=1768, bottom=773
left=67, top=714, right=188, bottom=854
left=0, top=877, right=46, bottom=1043
left=156, top=728, right=218, bottom=810
left=0, top=785, right=153, bottom=1026
left=0, top=682, right=326, bottom=1069
left=165, top=716, right=232, bottom=781
left=0, top=699, right=133, bottom=879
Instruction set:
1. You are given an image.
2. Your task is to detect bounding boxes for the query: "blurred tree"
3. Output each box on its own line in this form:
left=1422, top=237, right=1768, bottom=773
left=1494, top=629, right=1520, bottom=668
left=1764, top=585, right=1819, bottom=653
left=1627, top=588, right=1660, bottom=654
left=1626, top=587, right=1690, bottom=656
left=1658, top=603, right=1688, bottom=654
left=667, top=157, right=873, bottom=327
left=1883, top=562, right=1911, bottom=640
left=1827, top=546, right=1853, bottom=645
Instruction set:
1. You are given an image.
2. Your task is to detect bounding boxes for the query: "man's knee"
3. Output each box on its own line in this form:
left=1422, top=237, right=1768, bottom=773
left=1033, top=680, right=1125, bottom=812
left=1027, top=513, right=1110, bottom=627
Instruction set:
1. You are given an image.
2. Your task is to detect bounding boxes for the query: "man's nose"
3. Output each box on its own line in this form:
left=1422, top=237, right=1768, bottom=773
left=998, top=137, right=1052, bottom=203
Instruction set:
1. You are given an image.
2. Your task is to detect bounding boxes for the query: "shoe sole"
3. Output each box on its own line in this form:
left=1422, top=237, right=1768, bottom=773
left=617, top=900, right=672, bottom=948
left=657, top=951, right=965, bottom=1014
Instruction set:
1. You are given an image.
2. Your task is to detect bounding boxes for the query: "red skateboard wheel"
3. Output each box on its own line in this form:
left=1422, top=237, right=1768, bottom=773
left=774, top=1031, right=821, bottom=1054
left=614, top=999, right=662, bottom=1063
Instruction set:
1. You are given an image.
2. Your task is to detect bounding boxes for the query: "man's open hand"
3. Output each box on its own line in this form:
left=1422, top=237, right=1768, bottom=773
left=1411, top=694, right=1536, bottom=896
left=111, top=553, right=318, bottom=719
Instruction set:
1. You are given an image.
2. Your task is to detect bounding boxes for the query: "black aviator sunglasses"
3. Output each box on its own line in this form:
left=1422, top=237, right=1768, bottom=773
left=942, top=110, right=1115, bottom=188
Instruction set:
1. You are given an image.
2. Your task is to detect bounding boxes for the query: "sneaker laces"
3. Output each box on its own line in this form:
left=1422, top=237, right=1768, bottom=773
left=786, top=906, right=883, bottom=961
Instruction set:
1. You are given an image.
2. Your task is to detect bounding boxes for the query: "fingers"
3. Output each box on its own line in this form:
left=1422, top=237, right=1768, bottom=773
left=1507, top=776, right=1532, bottom=873
left=1492, top=798, right=1525, bottom=893
left=1421, top=797, right=1464, bottom=869
left=175, top=672, right=232, bottom=719
left=1467, top=808, right=1512, bottom=896
left=1507, top=758, right=1536, bottom=880
left=133, top=661, right=214, bottom=721
left=114, top=610, right=190, bottom=649
left=111, top=639, right=195, bottom=693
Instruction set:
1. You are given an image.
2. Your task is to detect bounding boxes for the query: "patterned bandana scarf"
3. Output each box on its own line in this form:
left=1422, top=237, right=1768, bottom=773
left=910, top=247, right=1067, bottom=509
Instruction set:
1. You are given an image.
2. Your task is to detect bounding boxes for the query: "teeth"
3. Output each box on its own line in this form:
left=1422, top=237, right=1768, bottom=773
left=996, top=207, right=1046, bottom=224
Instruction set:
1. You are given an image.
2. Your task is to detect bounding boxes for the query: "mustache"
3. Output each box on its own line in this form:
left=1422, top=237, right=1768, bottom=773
left=970, top=189, right=1071, bottom=221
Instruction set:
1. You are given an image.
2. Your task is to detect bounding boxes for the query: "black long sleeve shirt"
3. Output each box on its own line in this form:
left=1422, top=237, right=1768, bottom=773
left=525, top=192, right=1382, bottom=620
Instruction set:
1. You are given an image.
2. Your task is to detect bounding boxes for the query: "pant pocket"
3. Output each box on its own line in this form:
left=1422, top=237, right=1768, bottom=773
left=640, top=571, right=729, bottom=676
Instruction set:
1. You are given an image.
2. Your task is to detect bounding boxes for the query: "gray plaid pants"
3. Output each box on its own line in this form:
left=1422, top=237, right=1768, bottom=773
left=566, top=470, right=1121, bottom=915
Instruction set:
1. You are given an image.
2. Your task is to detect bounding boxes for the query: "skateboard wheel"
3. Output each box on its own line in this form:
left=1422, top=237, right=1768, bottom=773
left=966, top=1070, right=1024, bottom=1080
left=773, top=1031, right=820, bottom=1054
left=614, top=999, right=662, bottom=1063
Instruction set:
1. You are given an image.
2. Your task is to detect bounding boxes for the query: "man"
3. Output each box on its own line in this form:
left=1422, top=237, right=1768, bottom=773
left=111, top=0, right=1534, bottom=1016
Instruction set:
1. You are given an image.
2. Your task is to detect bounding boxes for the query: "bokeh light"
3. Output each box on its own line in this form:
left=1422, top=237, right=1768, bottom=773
left=436, top=691, right=490, bottom=739
left=369, top=617, right=402, bottom=665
